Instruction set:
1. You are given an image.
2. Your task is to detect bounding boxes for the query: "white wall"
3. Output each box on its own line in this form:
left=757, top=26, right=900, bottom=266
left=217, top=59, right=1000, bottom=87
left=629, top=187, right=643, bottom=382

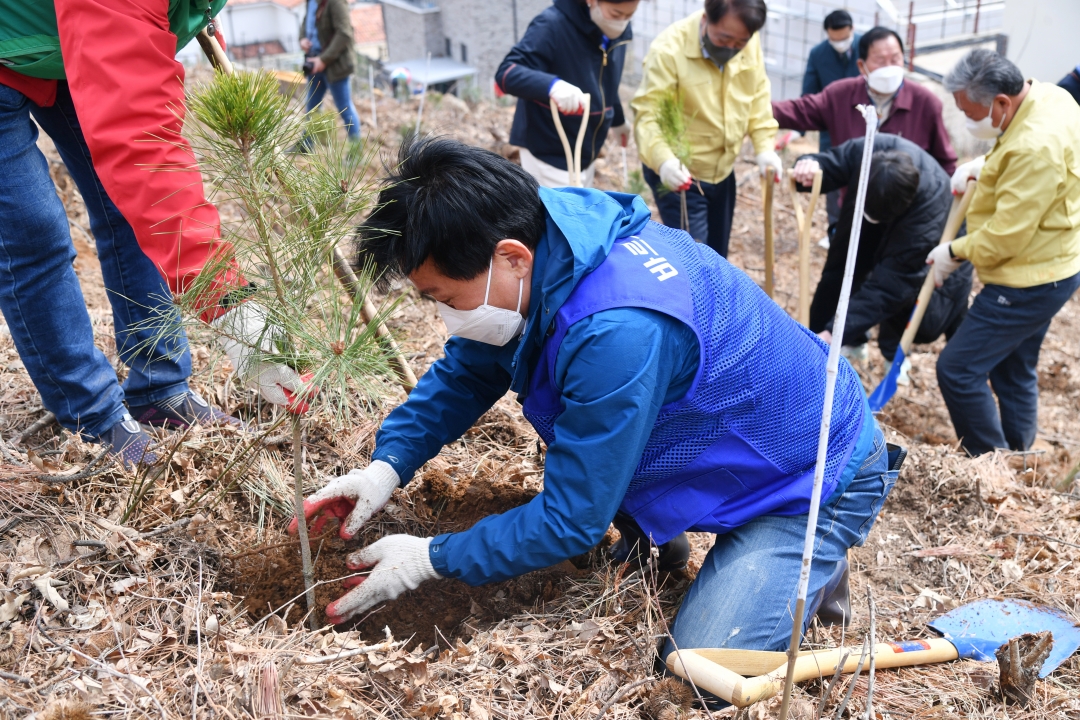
left=221, top=3, right=304, bottom=53
left=1003, top=0, right=1080, bottom=83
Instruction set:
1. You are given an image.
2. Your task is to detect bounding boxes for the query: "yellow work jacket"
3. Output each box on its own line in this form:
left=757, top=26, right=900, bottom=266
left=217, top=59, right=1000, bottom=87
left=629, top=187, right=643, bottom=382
left=631, top=10, right=778, bottom=184
left=951, top=81, right=1080, bottom=288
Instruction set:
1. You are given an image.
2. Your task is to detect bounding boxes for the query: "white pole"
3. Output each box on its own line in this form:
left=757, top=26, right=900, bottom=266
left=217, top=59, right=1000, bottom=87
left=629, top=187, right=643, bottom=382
left=368, top=63, right=378, bottom=130
left=776, top=104, right=879, bottom=720
left=415, top=51, right=431, bottom=135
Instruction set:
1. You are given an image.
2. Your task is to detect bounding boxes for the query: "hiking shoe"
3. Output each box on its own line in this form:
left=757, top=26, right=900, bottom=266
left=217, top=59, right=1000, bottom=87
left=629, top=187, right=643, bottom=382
left=128, top=391, right=242, bottom=429
left=98, top=413, right=159, bottom=468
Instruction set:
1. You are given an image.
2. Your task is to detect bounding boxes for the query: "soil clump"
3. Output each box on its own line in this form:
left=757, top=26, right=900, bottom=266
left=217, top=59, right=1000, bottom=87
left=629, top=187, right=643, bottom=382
left=220, top=468, right=590, bottom=642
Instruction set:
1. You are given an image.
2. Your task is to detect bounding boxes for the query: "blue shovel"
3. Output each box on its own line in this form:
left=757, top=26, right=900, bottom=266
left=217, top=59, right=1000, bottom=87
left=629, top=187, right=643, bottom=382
left=868, top=180, right=976, bottom=412
left=665, top=597, right=1080, bottom=707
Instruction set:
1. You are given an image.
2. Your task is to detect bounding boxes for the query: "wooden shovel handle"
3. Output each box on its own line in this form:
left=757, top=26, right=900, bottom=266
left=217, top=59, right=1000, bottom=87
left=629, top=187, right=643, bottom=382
left=548, top=96, right=590, bottom=187
left=789, top=170, right=823, bottom=325
left=196, top=28, right=233, bottom=75
left=668, top=638, right=959, bottom=708
left=763, top=167, right=775, bottom=298
left=897, top=179, right=976, bottom=355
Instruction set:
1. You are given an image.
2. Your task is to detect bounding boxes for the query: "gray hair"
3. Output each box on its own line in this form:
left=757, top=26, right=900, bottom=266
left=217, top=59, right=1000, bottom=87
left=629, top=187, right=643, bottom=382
left=944, top=48, right=1025, bottom=105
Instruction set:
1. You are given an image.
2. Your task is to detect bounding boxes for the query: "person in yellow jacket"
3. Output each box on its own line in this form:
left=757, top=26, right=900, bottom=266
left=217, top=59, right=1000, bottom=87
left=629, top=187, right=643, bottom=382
left=927, top=49, right=1080, bottom=456
left=631, top=0, right=781, bottom=257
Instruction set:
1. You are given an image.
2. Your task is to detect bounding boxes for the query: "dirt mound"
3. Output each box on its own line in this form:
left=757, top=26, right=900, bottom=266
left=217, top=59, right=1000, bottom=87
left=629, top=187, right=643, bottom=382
left=220, top=469, right=590, bottom=641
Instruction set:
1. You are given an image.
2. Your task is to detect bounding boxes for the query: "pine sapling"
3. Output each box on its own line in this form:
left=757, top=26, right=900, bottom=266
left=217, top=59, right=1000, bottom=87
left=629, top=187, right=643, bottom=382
left=144, top=69, right=400, bottom=627
left=655, top=88, right=693, bottom=231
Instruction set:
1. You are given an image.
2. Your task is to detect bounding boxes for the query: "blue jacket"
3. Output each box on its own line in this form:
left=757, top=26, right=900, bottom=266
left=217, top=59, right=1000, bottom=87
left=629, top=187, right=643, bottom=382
left=373, top=188, right=873, bottom=586
left=496, top=0, right=630, bottom=171
left=802, top=35, right=861, bottom=96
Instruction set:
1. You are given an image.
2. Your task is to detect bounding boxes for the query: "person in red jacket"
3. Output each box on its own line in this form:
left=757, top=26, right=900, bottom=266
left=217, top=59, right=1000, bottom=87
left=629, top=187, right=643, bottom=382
left=0, top=0, right=307, bottom=466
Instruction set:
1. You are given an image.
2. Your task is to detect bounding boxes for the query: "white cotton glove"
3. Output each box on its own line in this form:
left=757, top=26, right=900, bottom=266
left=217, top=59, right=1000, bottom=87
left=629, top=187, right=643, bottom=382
left=756, top=150, right=783, bottom=182
left=792, top=157, right=821, bottom=187
left=950, top=155, right=985, bottom=195
left=549, top=79, right=587, bottom=115
left=610, top=122, right=632, bottom=147
left=659, top=158, right=692, bottom=192
left=287, top=460, right=400, bottom=539
left=325, top=535, right=441, bottom=624
left=213, top=302, right=313, bottom=413
left=926, top=243, right=963, bottom=287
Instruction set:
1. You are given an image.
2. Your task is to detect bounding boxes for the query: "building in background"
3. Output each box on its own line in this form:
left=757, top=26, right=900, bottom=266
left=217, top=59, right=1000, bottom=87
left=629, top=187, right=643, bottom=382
left=381, top=0, right=549, bottom=97
left=353, top=3, right=389, bottom=60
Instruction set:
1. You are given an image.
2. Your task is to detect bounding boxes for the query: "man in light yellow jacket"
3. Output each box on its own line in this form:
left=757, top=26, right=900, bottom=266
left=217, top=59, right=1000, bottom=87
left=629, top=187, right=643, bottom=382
left=928, top=49, right=1080, bottom=456
left=631, top=0, right=780, bottom=257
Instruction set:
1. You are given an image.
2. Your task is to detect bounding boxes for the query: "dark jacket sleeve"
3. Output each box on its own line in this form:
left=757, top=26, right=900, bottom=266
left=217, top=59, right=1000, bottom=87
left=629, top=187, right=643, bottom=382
left=496, top=12, right=559, bottom=102
left=802, top=47, right=824, bottom=96
left=319, top=0, right=353, bottom=64
left=838, top=172, right=952, bottom=344
left=772, top=89, right=829, bottom=133
left=794, top=138, right=862, bottom=194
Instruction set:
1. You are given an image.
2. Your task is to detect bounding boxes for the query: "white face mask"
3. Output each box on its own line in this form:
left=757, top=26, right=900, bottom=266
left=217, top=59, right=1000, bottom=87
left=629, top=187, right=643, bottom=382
left=829, top=37, right=853, bottom=54
left=589, top=1, right=629, bottom=39
left=866, top=65, right=904, bottom=95
left=965, top=111, right=1004, bottom=140
left=436, top=259, right=526, bottom=346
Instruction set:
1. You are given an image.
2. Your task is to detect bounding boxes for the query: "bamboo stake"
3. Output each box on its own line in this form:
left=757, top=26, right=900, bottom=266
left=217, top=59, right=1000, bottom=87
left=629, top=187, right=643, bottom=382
left=763, top=167, right=776, bottom=298
left=291, top=416, right=317, bottom=630
left=788, top=170, right=823, bottom=325
left=776, top=105, right=879, bottom=720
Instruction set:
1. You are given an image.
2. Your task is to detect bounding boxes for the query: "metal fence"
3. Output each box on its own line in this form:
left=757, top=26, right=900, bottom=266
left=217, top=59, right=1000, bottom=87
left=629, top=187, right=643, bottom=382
left=624, top=0, right=1005, bottom=100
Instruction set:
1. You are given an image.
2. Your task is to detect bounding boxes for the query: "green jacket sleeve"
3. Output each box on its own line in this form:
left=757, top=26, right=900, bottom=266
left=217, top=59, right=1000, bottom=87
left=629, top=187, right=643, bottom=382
left=319, top=0, right=353, bottom=65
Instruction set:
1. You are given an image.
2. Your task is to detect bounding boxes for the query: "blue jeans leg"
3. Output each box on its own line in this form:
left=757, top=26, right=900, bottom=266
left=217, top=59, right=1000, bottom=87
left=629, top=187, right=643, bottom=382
left=306, top=73, right=361, bottom=139
left=0, top=84, right=127, bottom=437
left=643, top=165, right=736, bottom=257
left=666, top=428, right=894, bottom=656
left=937, top=274, right=1080, bottom=455
left=30, top=83, right=191, bottom=409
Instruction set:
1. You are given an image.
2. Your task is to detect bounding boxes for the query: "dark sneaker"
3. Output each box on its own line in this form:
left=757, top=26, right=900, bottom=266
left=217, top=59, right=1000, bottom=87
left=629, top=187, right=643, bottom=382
left=608, top=513, right=690, bottom=573
left=98, top=414, right=159, bottom=468
left=128, top=391, right=242, bottom=429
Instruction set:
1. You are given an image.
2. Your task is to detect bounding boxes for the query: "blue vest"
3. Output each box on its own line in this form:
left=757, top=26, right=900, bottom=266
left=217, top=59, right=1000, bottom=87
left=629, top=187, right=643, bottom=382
left=521, top=222, right=866, bottom=545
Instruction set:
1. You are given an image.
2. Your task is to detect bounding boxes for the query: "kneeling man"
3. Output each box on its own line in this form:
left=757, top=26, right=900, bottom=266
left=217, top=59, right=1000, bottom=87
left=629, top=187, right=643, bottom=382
left=291, top=138, right=898, bottom=659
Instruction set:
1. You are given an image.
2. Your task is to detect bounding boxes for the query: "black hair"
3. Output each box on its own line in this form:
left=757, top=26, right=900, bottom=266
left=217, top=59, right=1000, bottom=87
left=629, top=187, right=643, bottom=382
left=703, top=0, right=768, bottom=34
left=858, top=26, right=904, bottom=62
left=355, top=136, right=546, bottom=286
left=823, top=9, right=852, bottom=31
left=864, top=150, right=919, bottom=223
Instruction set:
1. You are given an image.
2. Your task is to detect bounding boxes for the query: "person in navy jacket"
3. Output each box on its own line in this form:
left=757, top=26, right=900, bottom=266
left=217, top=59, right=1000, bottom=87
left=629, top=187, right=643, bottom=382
left=289, top=138, right=900, bottom=666
left=496, top=0, right=640, bottom=187
left=801, top=9, right=861, bottom=233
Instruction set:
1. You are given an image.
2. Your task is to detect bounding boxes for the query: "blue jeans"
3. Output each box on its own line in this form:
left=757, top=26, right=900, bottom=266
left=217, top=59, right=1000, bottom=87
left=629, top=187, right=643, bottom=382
left=666, top=426, right=894, bottom=656
left=0, top=82, right=191, bottom=438
left=305, top=72, right=361, bottom=139
left=643, top=164, right=737, bottom=258
left=937, top=273, right=1080, bottom=455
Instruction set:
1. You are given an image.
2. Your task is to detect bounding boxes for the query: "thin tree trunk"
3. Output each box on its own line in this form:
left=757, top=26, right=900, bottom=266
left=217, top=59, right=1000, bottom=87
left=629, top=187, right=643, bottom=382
left=291, top=415, right=317, bottom=630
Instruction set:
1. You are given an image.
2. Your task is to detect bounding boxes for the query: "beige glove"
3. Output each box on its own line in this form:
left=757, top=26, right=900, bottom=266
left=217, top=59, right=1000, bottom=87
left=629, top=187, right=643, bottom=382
left=549, top=79, right=587, bottom=115
left=756, top=150, right=783, bottom=181
left=326, top=535, right=441, bottom=624
left=926, top=243, right=963, bottom=287
left=287, top=460, right=400, bottom=539
left=659, top=158, right=692, bottom=192
left=950, top=156, right=985, bottom=194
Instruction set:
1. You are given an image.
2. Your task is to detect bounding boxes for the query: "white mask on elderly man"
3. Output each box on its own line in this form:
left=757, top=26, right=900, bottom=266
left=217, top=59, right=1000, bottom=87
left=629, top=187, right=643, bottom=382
left=829, top=37, right=853, bottom=54
left=866, top=65, right=904, bottom=95
left=589, top=1, right=630, bottom=39
left=436, top=259, right=526, bottom=346
left=965, top=112, right=1004, bottom=140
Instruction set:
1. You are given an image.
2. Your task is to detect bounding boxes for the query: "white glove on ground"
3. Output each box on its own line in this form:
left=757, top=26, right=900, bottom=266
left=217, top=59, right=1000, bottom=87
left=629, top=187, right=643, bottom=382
left=288, top=460, right=400, bottom=539
left=326, top=535, right=441, bottom=624
left=213, top=302, right=309, bottom=410
left=549, top=79, right=587, bottom=115
left=659, top=158, right=692, bottom=192
left=610, top=122, right=632, bottom=147
left=950, top=155, right=985, bottom=195
left=926, top=243, right=963, bottom=287
left=792, top=157, right=821, bottom=187
left=756, top=150, right=783, bottom=181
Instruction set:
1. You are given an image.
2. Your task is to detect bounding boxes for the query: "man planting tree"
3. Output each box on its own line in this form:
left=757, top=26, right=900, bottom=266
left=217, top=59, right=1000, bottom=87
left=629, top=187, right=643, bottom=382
left=0, top=0, right=310, bottom=466
left=291, top=137, right=903, bottom=662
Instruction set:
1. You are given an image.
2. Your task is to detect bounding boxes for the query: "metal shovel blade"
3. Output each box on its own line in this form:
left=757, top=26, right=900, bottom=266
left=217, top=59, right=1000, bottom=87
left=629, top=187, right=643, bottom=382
left=868, top=345, right=905, bottom=412
left=929, top=598, right=1080, bottom=677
